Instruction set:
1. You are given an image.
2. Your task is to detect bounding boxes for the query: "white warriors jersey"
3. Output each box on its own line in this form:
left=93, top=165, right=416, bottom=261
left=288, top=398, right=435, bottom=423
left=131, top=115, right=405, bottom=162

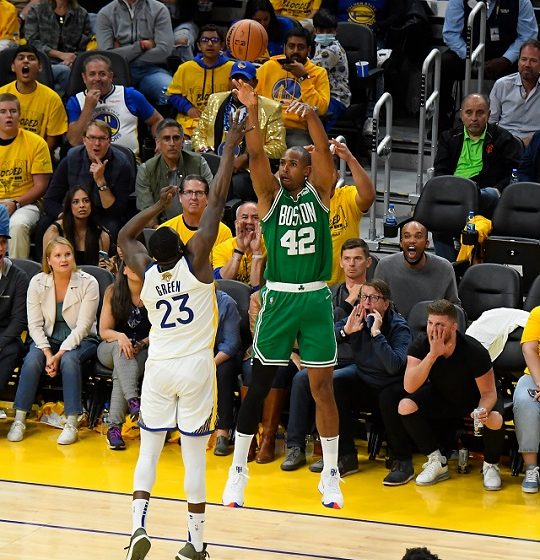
left=140, top=257, right=218, bottom=360
left=75, top=85, right=139, bottom=155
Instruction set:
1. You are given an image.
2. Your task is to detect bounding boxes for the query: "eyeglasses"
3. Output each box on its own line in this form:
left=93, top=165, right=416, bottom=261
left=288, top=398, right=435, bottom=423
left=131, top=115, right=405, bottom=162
left=199, top=36, right=221, bottom=44
left=181, top=190, right=207, bottom=198
left=85, top=135, right=109, bottom=143
left=360, top=294, right=385, bottom=302
left=160, top=134, right=183, bottom=143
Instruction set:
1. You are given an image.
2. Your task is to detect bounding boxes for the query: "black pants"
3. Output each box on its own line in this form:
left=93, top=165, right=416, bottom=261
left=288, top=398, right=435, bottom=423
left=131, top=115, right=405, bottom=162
left=0, top=340, right=25, bottom=393
left=215, top=357, right=240, bottom=430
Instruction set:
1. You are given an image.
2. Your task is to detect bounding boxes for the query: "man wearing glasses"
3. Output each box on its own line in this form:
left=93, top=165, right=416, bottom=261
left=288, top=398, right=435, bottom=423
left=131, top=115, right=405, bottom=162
left=136, top=119, right=214, bottom=225
left=167, top=24, right=234, bottom=138
left=43, top=120, right=135, bottom=243
left=157, top=174, right=232, bottom=267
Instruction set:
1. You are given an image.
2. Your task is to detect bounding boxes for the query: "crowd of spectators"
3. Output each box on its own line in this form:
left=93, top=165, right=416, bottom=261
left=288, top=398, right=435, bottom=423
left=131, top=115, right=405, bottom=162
left=2, top=0, right=540, bottom=499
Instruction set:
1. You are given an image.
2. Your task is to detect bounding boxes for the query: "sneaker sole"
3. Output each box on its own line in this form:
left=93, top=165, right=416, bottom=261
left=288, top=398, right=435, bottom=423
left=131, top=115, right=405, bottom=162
left=317, top=481, right=344, bottom=509
left=483, top=483, right=502, bottom=491
left=340, top=467, right=359, bottom=478
left=383, top=473, right=415, bottom=486
left=415, top=471, right=450, bottom=486
left=522, top=486, right=539, bottom=494
left=223, top=501, right=243, bottom=508
left=280, top=460, right=306, bottom=471
left=125, top=535, right=151, bottom=560
left=108, top=442, right=126, bottom=450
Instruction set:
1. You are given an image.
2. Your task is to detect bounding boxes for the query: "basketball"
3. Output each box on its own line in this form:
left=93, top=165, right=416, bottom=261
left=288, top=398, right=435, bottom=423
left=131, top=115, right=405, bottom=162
left=226, top=19, right=268, bottom=62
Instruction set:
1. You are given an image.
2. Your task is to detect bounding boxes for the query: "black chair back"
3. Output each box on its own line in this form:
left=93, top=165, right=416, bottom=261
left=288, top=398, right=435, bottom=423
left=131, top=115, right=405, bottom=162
left=216, top=279, right=252, bottom=353
left=0, top=47, right=53, bottom=88
left=491, top=182, right=540, bottom=238
left=407, top=300, right=467, bottom=339
left=11, top=258, right=42, bottom=279
left=524, top=275, right=540, bottom=311
left=79, top=264, right=115, bottom=320
left=66, top=50, right=132, bottom=98
left=413, top=175, right=478, bottom=235
left=458, top=263, right=522, bottom=322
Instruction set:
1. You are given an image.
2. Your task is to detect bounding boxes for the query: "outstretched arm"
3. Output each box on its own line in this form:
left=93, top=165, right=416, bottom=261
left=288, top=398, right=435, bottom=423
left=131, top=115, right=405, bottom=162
left=233, top=79, right=279, bottom=217
left=118, top=186, right=178, bottom=280
left=287, top=101, right=334, bottom=205
left=187, top=113, right=246, bottom=280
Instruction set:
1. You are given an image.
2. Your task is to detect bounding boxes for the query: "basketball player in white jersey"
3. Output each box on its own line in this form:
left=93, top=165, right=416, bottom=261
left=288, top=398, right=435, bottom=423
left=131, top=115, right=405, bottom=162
left=118, top=113, right=246, bottom=560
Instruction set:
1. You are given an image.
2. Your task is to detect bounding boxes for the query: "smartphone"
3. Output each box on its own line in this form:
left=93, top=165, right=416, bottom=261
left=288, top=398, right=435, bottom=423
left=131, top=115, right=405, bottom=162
left=99, top=250, right=109, bottom=260
left=277, top=58, right=292, bottom=65
left=365, top=315, right=375, bottom=329
left=528, top=388, right=540, bottom=398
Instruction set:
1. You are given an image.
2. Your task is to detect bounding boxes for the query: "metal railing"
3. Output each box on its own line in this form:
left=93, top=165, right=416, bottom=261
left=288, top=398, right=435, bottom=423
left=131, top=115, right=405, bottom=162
left=416, top=48, right=441, bottom=195
left=368, top=92, right=393, bottom=249
left=464, top=1, right=486, bottom=97
left=334, top=135, right=348, bottom=187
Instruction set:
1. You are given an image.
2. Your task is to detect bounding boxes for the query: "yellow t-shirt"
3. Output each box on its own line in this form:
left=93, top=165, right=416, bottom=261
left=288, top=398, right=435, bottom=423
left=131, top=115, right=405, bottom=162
left=0, top=0, right=18, bottom=41
left=159, top=215, right=233, bottom=267
left=521, top=306, right=540, bottom=375
left=271, top=0, right=321, bottom=19
left=0, top=128, right=52, bottom=201
left=328, top=185, right=362, bottom=286
left=0, top=82, right=67, bottom=139
left=213, top=236, right=266, bottom=285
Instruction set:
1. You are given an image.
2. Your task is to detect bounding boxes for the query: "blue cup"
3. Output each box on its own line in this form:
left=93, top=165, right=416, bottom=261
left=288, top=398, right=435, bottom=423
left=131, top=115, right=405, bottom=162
left=355, top=61, right=369, bottom=78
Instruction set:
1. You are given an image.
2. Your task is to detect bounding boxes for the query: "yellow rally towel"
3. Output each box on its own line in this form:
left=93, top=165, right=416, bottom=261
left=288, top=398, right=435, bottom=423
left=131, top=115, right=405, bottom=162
left=457, top=215, right=492, bottom=263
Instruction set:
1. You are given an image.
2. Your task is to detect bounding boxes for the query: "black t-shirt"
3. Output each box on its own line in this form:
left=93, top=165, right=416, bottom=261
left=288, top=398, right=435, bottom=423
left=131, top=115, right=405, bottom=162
left=408, top=331, right=492, bottom=407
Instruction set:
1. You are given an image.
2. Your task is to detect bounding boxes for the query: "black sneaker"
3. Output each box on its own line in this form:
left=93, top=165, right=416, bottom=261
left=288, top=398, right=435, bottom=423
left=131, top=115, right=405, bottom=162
left=214, top=435, right=229, bottom=456
left=309, top=454, right=359, bottom=477
left=383, top=459, right=415, bottom=486
left=280, top=446, right=306, bottom=471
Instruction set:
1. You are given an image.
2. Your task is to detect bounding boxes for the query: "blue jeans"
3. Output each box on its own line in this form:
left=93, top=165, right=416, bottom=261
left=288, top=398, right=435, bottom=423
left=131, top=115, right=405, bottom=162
left=324, top=98, right=347, bottom=133
left=513, top=374, right=540, bottom=454
left=14, top=339, right=98, bottom=415
left=286, top=363, right=358, bottom=449
left=51, top=62, right=71, bottom=98
left=130, top=63, right=172, bottom=105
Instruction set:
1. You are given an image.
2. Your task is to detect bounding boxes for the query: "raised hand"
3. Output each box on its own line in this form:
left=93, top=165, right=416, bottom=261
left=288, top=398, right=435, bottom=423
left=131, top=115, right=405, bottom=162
left=225, top=109, right=249, bottom=149
left=428, top=325, right=450, bottom=358
left=285, top=100, right=315, bottom=120
left=90, top=157, right=108, bottom=183
left=159, top=185, right=178, bottom=209
left=344, top=304, right=365, bottom=335
left=232, top=78, right=258, bottom=108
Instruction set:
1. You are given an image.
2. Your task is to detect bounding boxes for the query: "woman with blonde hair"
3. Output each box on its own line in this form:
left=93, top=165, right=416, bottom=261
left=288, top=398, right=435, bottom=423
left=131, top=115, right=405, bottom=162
left=7, top=237, right=99, bottom=445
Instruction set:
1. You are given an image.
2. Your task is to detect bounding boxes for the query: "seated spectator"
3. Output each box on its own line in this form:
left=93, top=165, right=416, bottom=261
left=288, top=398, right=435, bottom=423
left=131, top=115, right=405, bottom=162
left=213, top=202, right=266, bottom=288
left=213, top=289, right=242, bottom=456
left=167, top=24, right=234, bottom=138
left=244, top=0, right=294, bottom=58
left=43, top=185, right=111, bottom=265
left=97, top=259, right=150, bottom=450
left=285, top=280, right=411, bottom=475
left=136, top=119, right=213, bottom=224
left=311, top=10, right=350, bottom=132
left=438, top=0, right=537, bottom=132
left=7, top=237, right=99, bottom=445
left=0, top=0, right=20, bottom=50
left=158, top=175, right=232, bottom=266
left=24, top=0, right=92, bottom=98
left=0, top=206, right=29, bottom=396
left=0, top=92, right=52, bottom=258
left=255, top=27, right=330, bottom=146
left=281, top=237, right=373, bottom=471
left=402, top=548, right=440, bottom=560
left=271, top=0, right=321, bottom=29
left=513, top=306, right=540, bottom=493
left=96, top=0, right=174, bottom=105
left=44, top=120, right=136, bottom=242
left=327, top=140, right=375, bottom=286
left=374, top=221, right=460, bottom=318
left=0, top=45, right=67, bottom=153
left=489, top=40, right=540, bottom=145
left=66, top=54, right=163, bottom=159
left=398, top=299, right=505, bottom=490
left=517, top=129, right=540, bottom=182
left=191, top=60, right=286, bottom=201
left=162, top=0, right=198, bottom=62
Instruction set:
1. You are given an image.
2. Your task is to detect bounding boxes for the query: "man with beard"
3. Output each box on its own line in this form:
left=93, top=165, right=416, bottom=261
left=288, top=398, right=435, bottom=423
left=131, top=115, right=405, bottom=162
left=213, top=202, right=265, bottom=288
left=374, top=221, right=460, bottom=319
left=397, top=299, right=505, bottom=490
left=490, top=40, right=540, bottom=144
left=255, top=27, right=330, bottom=146
left=0, top=45, right=67, bottom=153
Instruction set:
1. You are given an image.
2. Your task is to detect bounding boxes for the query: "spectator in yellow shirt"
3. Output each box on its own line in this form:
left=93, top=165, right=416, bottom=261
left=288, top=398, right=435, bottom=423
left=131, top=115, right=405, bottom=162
left=0, top=0, right=19, bottom=49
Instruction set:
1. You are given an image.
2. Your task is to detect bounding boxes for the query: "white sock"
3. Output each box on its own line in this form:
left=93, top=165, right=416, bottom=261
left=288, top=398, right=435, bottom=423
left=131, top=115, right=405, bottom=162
left=66, top=414, right=78, bottom=427
left=132, top=499, right=149, bottom=533
left=230, top=431, right=253, bottom=470
left=320, top=435, right=339, bottom=474
left=187, top=512, right=205, bottom=552
left=15, top=410, right=27, bottom=423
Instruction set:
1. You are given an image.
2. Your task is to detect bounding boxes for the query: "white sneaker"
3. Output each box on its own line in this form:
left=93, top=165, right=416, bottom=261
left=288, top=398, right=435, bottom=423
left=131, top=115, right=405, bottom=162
left=482, top=462, right=501, bottom=491
left=57, top=424, right=78, bottom=445
left=222, top=465, right=249, bottom=507
left=318, top=468, right=344, bottom=509
left=416, top=451, right=449, bottom=486
left=7, top=420, right=26, bottom=442
left=522, top=466, right=540, bottom=493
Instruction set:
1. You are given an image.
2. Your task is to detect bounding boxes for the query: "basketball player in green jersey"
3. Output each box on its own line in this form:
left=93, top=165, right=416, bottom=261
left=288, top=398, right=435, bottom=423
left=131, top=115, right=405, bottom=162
left=223, top=80, right=343, bottom=509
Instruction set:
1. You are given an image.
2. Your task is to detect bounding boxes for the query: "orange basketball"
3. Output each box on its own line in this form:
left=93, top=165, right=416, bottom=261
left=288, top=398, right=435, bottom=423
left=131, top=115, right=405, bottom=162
left=226, top=19, right=268, bottom=62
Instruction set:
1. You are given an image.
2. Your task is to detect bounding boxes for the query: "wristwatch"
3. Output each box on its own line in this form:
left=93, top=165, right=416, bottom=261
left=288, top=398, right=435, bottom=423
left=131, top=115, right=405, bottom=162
left=97, top=184, right=109, bottom=191
left=339, top=328, right=348, bottom=340
left=297, top=74, right=310, bottom=82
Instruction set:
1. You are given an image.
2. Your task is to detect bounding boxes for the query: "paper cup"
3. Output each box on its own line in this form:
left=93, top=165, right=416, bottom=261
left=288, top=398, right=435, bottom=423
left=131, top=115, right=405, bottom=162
left=355, top=61, right=369, bottom=78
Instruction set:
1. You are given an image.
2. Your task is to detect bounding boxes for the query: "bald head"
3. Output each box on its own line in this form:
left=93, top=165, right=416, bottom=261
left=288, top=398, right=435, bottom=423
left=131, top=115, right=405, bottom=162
left=400, top=221, right=429, bottom=267
left=460, top=94, right=490, bottom=138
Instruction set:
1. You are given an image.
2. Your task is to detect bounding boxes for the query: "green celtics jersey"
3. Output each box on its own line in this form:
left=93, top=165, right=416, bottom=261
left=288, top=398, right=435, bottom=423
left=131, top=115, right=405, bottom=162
left=261, top=182, right=332, bottom=283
